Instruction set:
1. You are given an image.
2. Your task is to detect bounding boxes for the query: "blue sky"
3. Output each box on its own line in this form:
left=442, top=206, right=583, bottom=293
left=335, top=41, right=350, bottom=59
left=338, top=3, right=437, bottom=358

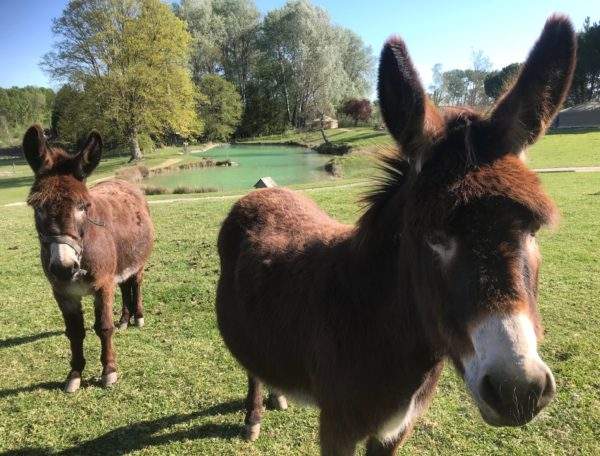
left=0, top=0, right=594, bottom=89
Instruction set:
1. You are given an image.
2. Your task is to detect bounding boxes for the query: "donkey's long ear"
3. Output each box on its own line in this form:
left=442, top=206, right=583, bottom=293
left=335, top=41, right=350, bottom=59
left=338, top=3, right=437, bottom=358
left=488, top=15, right=576, bottom=154
left=22, top=125, right=47, bottom=174
left=378, top=38, right=440, bottom=162
left=78, top=131, right=103, bottom=178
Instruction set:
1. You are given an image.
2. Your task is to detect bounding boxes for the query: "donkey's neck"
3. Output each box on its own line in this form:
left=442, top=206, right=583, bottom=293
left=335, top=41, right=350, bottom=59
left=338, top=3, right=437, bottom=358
left=344, top=200, right=442, bottom=362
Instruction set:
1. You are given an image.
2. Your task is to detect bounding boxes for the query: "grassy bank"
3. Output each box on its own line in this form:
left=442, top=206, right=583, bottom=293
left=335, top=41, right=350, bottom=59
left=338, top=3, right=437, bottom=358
left=0, top=171, right=599, bottom=455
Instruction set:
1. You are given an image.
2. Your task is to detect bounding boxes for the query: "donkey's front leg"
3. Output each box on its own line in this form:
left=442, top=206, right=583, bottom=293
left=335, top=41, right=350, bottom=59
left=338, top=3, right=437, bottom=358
left=319, top=410, right=358, bottom=456
left=94, top=285, right=118, bottom=387
left=55, top=292, right=85, bottom=393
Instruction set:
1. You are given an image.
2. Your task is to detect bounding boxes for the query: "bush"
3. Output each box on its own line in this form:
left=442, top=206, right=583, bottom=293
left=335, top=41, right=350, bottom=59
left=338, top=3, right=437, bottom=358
left=142, top=185, right=170, bottom=195
left=173, top=186, right=218, bottom=194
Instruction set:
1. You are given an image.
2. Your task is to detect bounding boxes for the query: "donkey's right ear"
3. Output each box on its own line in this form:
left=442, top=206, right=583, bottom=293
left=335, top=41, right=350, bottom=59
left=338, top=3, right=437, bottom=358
left=378, top=38, right=440, bottom=162
left=78, top=131, right=103, bottom=178
left=22, top=125, right=47, bottom=174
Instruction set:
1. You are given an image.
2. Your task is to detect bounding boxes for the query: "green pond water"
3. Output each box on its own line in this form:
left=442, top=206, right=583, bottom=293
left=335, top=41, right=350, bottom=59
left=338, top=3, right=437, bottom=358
left=144, top=144, right=332, bottom=191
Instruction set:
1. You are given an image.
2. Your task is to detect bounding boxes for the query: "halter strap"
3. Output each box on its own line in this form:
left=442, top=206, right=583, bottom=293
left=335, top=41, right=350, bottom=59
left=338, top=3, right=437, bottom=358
left=39, top=234, right=83, bottom=257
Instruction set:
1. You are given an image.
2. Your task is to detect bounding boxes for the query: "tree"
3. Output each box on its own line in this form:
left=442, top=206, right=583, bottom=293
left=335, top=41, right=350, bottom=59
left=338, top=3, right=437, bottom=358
left=0, top=87, right=54, bottom=147
left=259, top=0, right=372, bottom=133
left=568, top=17, right=600, bottom=105
left=342, top=99, right=372, bottom=126
left=42, top=0, right=200, bottom=160
left=176, top=0, right=261, bottom=102
left=484, top=63, right=521, bottom=100
left=435, top=51, right=492, bottom=107
left=428, top=63, right=444, bottom=105
left=198, top=75, right=243, bottom=141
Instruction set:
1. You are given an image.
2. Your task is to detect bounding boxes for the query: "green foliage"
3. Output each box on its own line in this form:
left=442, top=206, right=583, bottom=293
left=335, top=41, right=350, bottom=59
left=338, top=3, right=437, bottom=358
left=0, top=87, right=54, bottom=147
left=428, top=51, right=492, bottom=107
left=198, top=75, right=242, bottom=141
left=568, top=17, right=600, bottom=105
left=180, top=0, right=374, bottom=137
left=43, top=0, right=201, bottom=159
left=484, top=63, right=521, bottom=100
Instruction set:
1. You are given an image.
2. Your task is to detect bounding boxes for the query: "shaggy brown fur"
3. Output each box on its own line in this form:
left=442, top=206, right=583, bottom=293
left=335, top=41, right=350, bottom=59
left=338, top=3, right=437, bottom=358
left=23, top=125, right=154, bottom=392
left=216, top=16, right=575, bottom=455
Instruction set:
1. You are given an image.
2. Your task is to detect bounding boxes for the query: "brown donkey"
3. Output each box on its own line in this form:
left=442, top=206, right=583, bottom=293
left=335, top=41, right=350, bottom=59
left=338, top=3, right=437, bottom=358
left=216, top=16, right=576, bottom=455
left=24, top=125, right=154, bottom=393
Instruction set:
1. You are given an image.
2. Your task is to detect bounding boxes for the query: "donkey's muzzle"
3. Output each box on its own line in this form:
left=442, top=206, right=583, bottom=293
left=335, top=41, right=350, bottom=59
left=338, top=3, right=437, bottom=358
left=479, top=364, right=556, bottom=426
left=50, top=261, right=81, bottom=282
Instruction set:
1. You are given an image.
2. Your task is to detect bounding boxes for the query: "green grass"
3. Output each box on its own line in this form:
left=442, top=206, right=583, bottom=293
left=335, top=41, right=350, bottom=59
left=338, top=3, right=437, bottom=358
left=0, top=171, right=599, bottom=455
left=241, top=127, right=394, bottom=151
left=527, top=130, right=600, bottom=169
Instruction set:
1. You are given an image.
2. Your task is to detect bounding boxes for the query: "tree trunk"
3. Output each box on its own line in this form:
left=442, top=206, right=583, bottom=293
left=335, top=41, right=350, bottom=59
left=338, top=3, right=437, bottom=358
left=320, top=114, right=330, bottom=144
left=128, top=128, right=143, bottom=162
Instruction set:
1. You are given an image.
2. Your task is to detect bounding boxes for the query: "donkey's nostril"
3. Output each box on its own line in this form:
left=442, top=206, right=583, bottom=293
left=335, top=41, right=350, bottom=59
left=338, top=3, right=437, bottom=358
left=539, top=372, right=556, bottom=407
left=480, top=374, right=504, bottom=415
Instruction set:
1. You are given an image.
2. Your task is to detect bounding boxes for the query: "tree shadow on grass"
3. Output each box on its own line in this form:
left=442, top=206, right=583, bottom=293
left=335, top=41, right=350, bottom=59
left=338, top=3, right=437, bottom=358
left=0, top=381, right=63, bottom=399
left=0, top=400, right=245, bottom=456
left=0, top=330, right=63, bottom=350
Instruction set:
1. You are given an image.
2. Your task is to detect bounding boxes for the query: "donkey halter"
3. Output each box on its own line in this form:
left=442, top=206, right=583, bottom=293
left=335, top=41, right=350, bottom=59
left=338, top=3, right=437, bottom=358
left=39, top=217, right=105, bottom=279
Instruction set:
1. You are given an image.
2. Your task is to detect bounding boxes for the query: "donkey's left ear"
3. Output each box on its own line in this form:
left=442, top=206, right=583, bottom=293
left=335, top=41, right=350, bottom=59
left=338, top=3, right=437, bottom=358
left=78, top=131, right=103, bottom=177
left=487, top=15, right=576, bottom=154
left=22, top=125, right=47, bottom=174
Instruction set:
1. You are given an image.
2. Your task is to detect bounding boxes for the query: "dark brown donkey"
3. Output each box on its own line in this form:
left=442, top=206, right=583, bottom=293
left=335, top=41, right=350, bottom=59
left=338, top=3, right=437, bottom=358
left=24, top=125, right=154, bottom=393
left=216, top=16, right=576, bottom=455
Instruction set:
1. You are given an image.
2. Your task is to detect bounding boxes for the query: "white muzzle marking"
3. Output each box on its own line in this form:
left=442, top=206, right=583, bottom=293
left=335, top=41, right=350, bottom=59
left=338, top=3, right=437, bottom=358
left=462, top=312, right=551, bottom=419
left=50, top=242, right=79, bottom=268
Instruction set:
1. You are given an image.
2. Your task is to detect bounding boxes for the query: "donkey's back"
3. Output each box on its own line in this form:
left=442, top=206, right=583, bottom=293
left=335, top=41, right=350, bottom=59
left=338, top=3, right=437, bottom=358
left=216, top=187, right=352, bottom=396
left=89, top=179, right=153, bottom=278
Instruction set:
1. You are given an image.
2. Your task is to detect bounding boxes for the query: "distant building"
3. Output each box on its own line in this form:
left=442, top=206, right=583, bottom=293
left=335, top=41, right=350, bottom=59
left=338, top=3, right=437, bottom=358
left=553, top=101, right=600, bottom=129
left=254, top=177, right=278, bottom=188
left=310, top=116, right=338, bottom=130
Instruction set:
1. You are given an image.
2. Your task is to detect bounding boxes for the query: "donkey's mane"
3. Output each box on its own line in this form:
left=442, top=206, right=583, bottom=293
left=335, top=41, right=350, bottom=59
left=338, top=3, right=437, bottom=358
left=357, top=107, right=558, bottom=245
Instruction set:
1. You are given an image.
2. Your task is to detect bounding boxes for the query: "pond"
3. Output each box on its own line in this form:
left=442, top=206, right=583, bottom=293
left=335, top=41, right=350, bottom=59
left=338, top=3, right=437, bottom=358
left=144, top=144, right=333, bottom=191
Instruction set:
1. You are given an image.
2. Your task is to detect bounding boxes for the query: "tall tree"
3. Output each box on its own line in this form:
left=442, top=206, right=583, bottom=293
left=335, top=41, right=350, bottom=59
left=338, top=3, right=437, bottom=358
left=259, top=0, right=372, bottom=131
left=198, top=75, right=243, bottom=141
left=428, top=63, right=444, bottom=105
left=0, top=87, right=54, bottom=147
left=484, top=63, right=521, bottom=100
left=568, top=17, right=600, bottom=105
left=43, top=0, right=200, bottom=160
left=176, top=0, right=261, bottom=102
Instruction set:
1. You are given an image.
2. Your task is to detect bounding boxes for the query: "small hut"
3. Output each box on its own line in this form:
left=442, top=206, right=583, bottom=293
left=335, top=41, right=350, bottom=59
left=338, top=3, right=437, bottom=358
left=553, top=101, right=600, bottom=129
left=254, top=177, right=278, bottom=188
left=310, top=116, right=338, bottom=130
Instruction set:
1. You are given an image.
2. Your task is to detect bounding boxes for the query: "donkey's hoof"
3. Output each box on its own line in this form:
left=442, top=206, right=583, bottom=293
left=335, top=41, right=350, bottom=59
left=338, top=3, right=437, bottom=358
left=243, top=423, right=261, bottom=442
left=117, top=321, right=129, bottom=330
left=101, top=371, right=118, bottom=387
left=268, top=394, right=288, bottom=411
left=64, top=376, right=81, bottom=393
left=134, top=317, right=145, bottom=328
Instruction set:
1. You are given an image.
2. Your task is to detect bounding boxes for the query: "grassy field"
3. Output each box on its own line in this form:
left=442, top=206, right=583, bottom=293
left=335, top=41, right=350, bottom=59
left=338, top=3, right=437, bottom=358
left=0, top=167, right=599, bottom=455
